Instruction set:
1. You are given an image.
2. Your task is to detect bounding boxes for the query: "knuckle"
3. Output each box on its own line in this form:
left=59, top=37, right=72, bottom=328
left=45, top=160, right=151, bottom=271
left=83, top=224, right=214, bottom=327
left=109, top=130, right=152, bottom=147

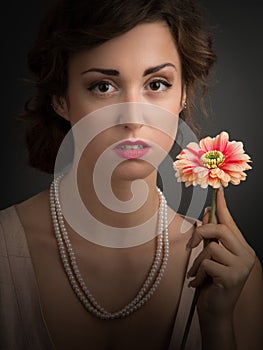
left=191, top=230, right=199, bottom=243
left=194, top=226, right=203, bottom=237
left=244, top=249, right=256, bottom=271
left=248, top=249, right=256, bottom=267
left=240, top=264, right=250, bottom=279
left=208, top=241, right=219, bottom=253
left=230, top=265, right=250, bottom=286
left=217, top=223, right=228, bottom=235
left=200, top=258, right=210, bottom=270
left=229, top=270, right=241, bottom=286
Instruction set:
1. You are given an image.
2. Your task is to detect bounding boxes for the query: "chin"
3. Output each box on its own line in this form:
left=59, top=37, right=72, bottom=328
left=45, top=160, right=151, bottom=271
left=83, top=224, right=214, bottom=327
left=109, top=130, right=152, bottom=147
left=112, top=159, right=157, bottom=182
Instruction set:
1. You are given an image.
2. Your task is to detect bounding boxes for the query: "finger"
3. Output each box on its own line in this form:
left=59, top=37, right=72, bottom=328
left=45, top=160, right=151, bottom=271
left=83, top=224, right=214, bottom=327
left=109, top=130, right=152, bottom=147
left=189, top=223, right=244, bottom=256
left=187, top=241, right=235, bottom=278
left=202, top=206, right=218, bottom=225
left=189, top=256, right=254, bottom=290
left=217, top=187, right=254, bottom=250
left=216, top=187, right=240, bottom=235
left=189, top=259, right=228, bottom=288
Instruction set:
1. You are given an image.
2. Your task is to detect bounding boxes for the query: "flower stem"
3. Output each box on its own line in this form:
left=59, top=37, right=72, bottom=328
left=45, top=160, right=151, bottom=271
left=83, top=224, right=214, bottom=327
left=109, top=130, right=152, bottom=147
left=180, top=188, right=218, bottom=349
left=205, top=187, right=218, bottom=246
left=180, top=288, right=200, bottom=349
left=209, top=187, right=218, bottom=223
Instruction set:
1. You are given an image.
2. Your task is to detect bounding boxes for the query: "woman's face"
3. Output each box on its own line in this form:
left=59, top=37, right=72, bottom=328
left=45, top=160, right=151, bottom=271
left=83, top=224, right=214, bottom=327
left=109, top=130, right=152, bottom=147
left=57, top=22, right=186, bottom=181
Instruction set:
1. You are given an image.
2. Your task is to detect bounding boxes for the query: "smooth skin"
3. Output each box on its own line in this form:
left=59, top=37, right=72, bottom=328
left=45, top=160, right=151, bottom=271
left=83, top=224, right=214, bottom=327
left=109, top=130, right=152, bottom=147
left=188, top=187, right=263, bottom=349
left=16, top=22, right=263, bottom=349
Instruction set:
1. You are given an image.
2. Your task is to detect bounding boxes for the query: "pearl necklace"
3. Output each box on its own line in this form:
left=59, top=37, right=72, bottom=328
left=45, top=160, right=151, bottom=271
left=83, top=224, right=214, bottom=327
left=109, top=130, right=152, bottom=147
left=50, top=176, right=169, bottom=319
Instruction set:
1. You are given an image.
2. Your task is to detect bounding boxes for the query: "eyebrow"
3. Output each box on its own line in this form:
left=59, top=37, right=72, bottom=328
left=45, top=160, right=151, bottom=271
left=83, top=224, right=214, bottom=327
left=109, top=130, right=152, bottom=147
left=81, top=68, right=119, bottom=76
left=80, top=63, right=177, bottom=77
left=143, top=63, right=177, bottom=76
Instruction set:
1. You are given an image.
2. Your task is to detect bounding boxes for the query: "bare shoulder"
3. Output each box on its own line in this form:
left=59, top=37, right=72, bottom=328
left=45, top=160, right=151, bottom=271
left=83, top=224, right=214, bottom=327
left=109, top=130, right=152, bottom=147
left=167, top=206, right=197, bottom=255
left=234, top=256, right=263, bottom=350
left=15, top=188, right=52, bottom=234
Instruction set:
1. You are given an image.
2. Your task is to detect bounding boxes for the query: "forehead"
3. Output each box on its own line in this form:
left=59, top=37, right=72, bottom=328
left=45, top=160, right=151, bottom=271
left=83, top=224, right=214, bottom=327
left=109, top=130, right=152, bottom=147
left=68, top=22, right=182, bottom=74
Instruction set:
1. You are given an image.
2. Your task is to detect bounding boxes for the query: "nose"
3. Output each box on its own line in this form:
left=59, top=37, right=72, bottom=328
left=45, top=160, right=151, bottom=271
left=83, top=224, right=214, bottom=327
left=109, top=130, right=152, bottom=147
left=117, top=87, right=146, bottom=129
left=117, top=101, right=145, bottom=130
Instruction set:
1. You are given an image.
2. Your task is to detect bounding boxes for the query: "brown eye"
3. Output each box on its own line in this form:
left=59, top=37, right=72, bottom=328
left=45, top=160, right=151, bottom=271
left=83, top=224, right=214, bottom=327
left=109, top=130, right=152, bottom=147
left=97, top=82, right=110, bottom=92
left=147, top=79, right=172, bottom=92
left=88, top=80, right=116, bottom=94
left=149, top=81, right=161, bottom=91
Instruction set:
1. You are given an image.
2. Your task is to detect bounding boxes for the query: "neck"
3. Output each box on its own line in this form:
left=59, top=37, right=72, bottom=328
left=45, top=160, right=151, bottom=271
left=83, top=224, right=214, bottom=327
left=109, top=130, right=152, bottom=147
left=76, top=164, right=160, bottom=228
left=56, top=159, right=177, bottom=247
left=58, top=150, right=162, bottom=228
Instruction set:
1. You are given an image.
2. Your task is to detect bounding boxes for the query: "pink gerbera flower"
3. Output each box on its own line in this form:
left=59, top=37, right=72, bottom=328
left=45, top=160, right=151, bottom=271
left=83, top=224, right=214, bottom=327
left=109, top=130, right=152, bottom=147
left=173, top=131, right=252, bottom=188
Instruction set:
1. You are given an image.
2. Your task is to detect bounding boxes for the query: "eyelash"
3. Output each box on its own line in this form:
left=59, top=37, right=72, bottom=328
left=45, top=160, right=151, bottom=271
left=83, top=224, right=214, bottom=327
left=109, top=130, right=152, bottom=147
left=87, top=78, right=173, bottom=95
left=87, top=80, right=116, bottom=94
left=147, top=79, right=173, bottom=91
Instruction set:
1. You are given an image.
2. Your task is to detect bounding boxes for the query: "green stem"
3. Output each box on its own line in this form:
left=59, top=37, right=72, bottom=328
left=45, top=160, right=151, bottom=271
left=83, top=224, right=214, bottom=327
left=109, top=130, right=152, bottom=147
left=180, top=187, right=218, bottom=350
left=205, top=187, right=218, bottom=247
left=209, top=187, right=218, bottom=224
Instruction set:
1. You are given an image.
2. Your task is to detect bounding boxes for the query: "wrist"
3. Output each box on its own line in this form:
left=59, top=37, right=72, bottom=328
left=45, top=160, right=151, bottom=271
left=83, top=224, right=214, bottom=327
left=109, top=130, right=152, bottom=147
left=199, top=314, right=237, bottom=350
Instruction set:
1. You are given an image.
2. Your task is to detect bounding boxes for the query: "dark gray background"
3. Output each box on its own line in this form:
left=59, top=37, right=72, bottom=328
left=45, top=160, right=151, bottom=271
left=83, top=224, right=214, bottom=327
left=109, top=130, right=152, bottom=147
left=0, top=1, right=262, bottom=263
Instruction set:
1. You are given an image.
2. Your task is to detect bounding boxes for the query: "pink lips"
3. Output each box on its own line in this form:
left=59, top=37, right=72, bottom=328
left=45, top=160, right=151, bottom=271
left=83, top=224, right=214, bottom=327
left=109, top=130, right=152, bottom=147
left=114, top=140, right=150, bottom=159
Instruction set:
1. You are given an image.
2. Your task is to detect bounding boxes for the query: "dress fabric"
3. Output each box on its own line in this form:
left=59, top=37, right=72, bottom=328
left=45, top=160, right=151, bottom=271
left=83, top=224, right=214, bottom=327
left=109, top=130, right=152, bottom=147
left=0, top=206, right=202, bottom=350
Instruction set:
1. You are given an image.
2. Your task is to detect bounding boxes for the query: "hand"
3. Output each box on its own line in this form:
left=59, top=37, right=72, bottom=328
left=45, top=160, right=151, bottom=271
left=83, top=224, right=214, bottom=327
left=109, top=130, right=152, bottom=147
left=187, top=187, right=256, bottom=319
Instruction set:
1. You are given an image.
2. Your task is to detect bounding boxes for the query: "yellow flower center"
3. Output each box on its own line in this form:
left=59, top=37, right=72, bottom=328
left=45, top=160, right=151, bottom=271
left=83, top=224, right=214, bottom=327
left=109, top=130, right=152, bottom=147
left=201, top=150, right=225, bottom=169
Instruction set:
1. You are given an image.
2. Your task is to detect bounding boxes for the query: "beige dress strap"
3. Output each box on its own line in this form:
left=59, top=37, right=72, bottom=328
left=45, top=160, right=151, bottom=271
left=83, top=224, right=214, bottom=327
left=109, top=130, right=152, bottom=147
left=167, top=222, right=203, bottom=350
left=0, top=206, right=55, bottom=350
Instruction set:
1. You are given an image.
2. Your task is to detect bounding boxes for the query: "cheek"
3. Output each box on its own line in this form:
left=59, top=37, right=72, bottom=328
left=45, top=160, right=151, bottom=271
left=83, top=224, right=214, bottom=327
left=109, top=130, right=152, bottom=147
left=68, top=107, right=93, bottom=125
left=165, top=93, right=183, bottom=114
left=66, top=87, right=93, bottom=123
left=84, top=131, right=111, bottom=156
left=154, top=131, right=175, bottom=152
left=78, top=136, right=110, bottom=175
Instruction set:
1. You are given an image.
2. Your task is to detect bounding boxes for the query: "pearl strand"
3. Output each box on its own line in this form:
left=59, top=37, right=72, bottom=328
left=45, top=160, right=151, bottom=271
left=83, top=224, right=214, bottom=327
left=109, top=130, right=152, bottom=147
left=51, top=180, right=164, bottom=317
left=50, top=176, right=169, bottom=319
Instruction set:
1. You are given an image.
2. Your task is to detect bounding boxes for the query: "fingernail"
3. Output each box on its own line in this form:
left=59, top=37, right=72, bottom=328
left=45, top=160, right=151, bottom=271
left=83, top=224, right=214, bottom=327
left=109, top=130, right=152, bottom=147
left=187, top=269, right=192, bottom=278
left=219, top=186, right=224, bottom=195
left=204, top=206, right=211, bottom=215
left=188, top=281, right=193, bottom=288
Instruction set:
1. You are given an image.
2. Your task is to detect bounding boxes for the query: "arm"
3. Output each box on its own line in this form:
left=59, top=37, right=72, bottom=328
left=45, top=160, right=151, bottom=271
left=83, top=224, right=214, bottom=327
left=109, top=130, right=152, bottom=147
left=199, top=314, right=236, bottom=350
left=198, top=257, right=263, bottom=350
left=187, top=187, right=263, bottom=350
left=233, top=256, right=263, bottom=350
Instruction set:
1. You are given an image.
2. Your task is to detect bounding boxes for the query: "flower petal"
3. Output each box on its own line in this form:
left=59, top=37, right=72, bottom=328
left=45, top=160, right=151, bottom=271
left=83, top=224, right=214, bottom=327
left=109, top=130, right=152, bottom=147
left=214, top=131, right=229, bottom=153
left=199, top=136, right=215, bottom=152
left=173, top=131, right=251, bottom=189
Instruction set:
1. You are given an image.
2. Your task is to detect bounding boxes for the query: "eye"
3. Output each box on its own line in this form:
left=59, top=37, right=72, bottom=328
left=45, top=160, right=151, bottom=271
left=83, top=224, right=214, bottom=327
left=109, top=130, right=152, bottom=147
left=87, top=81, right=117, bottom=94
left=147, top=79, right=172, bottom=92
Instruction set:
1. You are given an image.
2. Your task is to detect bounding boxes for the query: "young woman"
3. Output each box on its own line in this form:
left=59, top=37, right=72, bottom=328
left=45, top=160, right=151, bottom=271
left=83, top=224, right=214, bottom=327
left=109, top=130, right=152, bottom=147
left=0, top=1, right=262, bottom=349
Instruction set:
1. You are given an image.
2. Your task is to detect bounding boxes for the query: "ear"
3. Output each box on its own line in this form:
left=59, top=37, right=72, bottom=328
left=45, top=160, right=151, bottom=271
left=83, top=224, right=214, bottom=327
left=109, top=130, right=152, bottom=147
left=51, top=95, right=70, bottom=121
left=180, top=85, right=187, bottom=113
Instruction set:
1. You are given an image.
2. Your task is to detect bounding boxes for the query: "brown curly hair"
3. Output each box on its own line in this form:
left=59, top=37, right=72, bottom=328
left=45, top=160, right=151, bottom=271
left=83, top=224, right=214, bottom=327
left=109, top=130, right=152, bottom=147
left=21, top=0, right=216, bottom=173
